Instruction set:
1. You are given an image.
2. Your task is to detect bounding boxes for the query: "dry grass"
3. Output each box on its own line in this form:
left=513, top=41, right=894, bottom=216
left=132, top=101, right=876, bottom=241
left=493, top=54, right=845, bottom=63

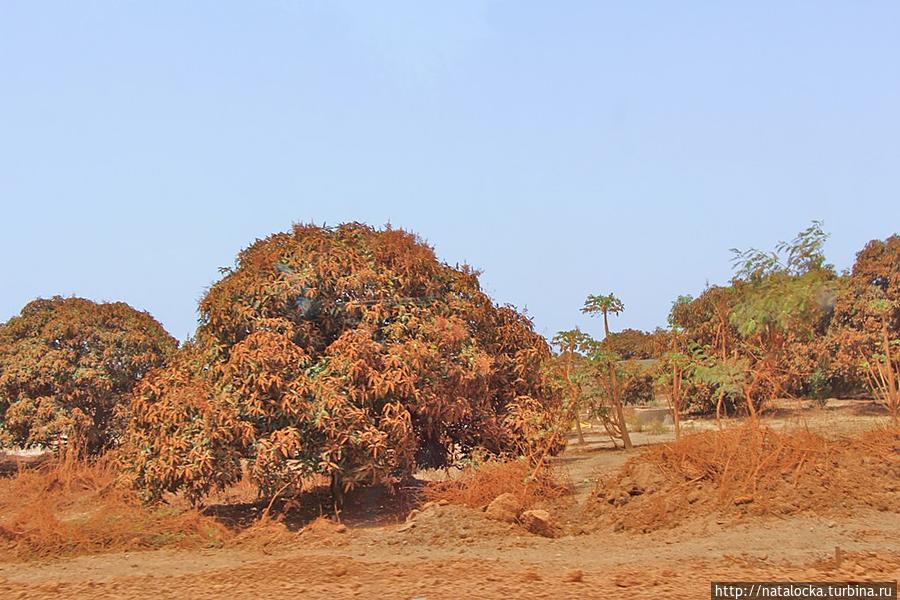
left=422, top=458, right=570, bottom=510
left=0, top=456, right=230, bottom=561
left=649, top=423, right=897, bottom=506
left=591, top=422, right=900, bottom=532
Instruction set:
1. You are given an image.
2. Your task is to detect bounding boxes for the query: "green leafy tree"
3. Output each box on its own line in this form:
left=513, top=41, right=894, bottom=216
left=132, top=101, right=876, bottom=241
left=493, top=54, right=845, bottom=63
left=689, top=343, right=748, bottom=426
left=728, top=221, right=839, bottom=413
left=655, top=295, right=695, bottom=438
left=581, top=293, right=633, bottom=449
left=551, top=328, right=594, bottom=445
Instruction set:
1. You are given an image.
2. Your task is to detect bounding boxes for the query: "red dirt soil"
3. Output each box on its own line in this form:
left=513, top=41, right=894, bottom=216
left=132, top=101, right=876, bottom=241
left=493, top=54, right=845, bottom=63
left=0, top=400, right=897, bottom=599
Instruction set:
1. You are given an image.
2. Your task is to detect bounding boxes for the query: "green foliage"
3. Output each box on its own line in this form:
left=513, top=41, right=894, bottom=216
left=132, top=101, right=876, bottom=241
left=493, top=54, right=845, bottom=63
left=563, top=225, right=897, bottom=415
left=716, top=222, right=838, bottom=403
left=729, top=221, right=837, bottom=340
left=730, top=220, right=831, bottom=282
left=690, top=343, right=747, bottom=398
left=729, top=270, right=837, bottom=339
left=551, top=328, right=594, bottom=359
left=808, top=368, right=832, bottom=405
left=581, top=293, right=625, bottom=317
left=688, top=343, right=748, bottom=415
left=577, top=292, right=634, bottom=446
left=777, top=220, right=832, bottom=275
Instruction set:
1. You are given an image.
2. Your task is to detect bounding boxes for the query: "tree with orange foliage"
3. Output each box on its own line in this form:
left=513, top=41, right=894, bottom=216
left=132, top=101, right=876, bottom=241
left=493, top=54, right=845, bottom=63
left=670, top=286, right=737, bottom=363
left=123, top=223, right=560, bottom=505
left=826, top=235, right=899, bottom=417
left=827, top=235, right=899, bottom=390
left=0, top=297, right=176, bottom=455
left=859, top=300, right=899, bottom=422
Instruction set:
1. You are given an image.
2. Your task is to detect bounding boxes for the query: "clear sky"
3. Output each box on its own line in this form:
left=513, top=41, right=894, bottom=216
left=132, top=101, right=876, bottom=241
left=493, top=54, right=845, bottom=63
left=2, top=2, right=898, bottom=342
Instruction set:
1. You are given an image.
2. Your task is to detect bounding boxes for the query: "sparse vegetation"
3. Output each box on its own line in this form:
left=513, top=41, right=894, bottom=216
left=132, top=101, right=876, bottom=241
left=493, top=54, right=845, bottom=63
left=422, top=458, right=569, bottom=511
left=0, top=455, right=227, bottom=560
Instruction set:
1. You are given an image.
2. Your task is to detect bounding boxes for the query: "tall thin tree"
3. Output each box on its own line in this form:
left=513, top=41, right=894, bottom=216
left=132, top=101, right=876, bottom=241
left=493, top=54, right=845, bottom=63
left=582, top=293, right=633, bottom=449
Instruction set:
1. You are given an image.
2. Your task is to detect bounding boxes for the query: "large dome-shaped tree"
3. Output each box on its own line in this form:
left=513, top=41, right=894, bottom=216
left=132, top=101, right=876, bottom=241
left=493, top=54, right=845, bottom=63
left=826, top=235, right=900, bottom=388
left=0, top=297, right=177, bottom=454
left=125, top=223, right=560, bottom=503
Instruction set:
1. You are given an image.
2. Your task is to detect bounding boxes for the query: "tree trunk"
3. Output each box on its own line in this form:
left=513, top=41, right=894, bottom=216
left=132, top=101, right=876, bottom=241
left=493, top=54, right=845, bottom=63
left=574, top=412, right=585, bottom=445
left=566, top=352, right=585, bottom=445
left=881, top=319, right=899, bottom=423
left=671, top=364, right=682, bottom=439
left=604, top=310, right=632, bottom=449
left=743, top=374, right=760, bottom=424
left=330, top=472, right=344, bottom=519
left=669, top=335, right=683, bottom=440
left=715, top=388, right=725, bottom=430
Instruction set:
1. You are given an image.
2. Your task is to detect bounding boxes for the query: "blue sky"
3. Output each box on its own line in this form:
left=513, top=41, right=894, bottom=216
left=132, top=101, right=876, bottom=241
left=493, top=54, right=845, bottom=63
left=2, top=1, right=898, bottom=341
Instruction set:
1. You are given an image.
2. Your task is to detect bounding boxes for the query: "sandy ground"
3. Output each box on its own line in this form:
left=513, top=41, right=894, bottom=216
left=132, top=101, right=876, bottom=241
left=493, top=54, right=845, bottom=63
left=1, top=399, right=897, bottom=599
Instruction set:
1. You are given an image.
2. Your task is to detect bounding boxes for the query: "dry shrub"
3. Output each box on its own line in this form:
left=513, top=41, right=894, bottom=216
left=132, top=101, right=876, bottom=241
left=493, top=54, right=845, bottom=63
left=203, top=473, right=260, bottom=506
left=231, top=515, right=350, bottom=553
left=590, top=423, right=900, bottom=532
left=422, top=459, right=569, bottom=510
left=0, top=457, right=229, bottom=560
left=228, top=516, right=297, bottom=553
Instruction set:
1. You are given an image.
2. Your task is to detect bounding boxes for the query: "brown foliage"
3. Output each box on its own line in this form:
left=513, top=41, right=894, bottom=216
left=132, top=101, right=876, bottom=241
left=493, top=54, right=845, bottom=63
left=124, top=223, right=560, bottom=504
left=620, top=364, right=655, bottom=405
left=422, top=459, right=569, bottom=511
left=605, top=329, right=668, bottom=360
left=0, top=297, right=176, bottom=455
left=827, top=235, right=900, bottom=388
left=590, top=423, right=900, bottom=532
left=670, top=286, right=738, bottom=361
left=0, top=457, right=228, bottom=560
left=681, top=378, right=731, bottom=415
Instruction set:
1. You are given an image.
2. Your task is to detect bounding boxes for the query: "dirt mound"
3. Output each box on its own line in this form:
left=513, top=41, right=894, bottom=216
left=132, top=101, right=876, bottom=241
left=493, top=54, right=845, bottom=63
left=230, top=515, right=351, bottom=553
left=300, top=516, right=350, bottom=546
left=589, top=424, right=900, bottom=533
left=422, top=459, right=569, bottom=511
left=416, top=459, right=573, bottom=542
left=228, top=517, right=297, bottom=552
left=390, top=501, right=534, bottom=547
left=519, top=509, right=559, bottom=538
left=484, top=492, right=522, bottom=523
left=0, top=457, right=229, bottom=560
